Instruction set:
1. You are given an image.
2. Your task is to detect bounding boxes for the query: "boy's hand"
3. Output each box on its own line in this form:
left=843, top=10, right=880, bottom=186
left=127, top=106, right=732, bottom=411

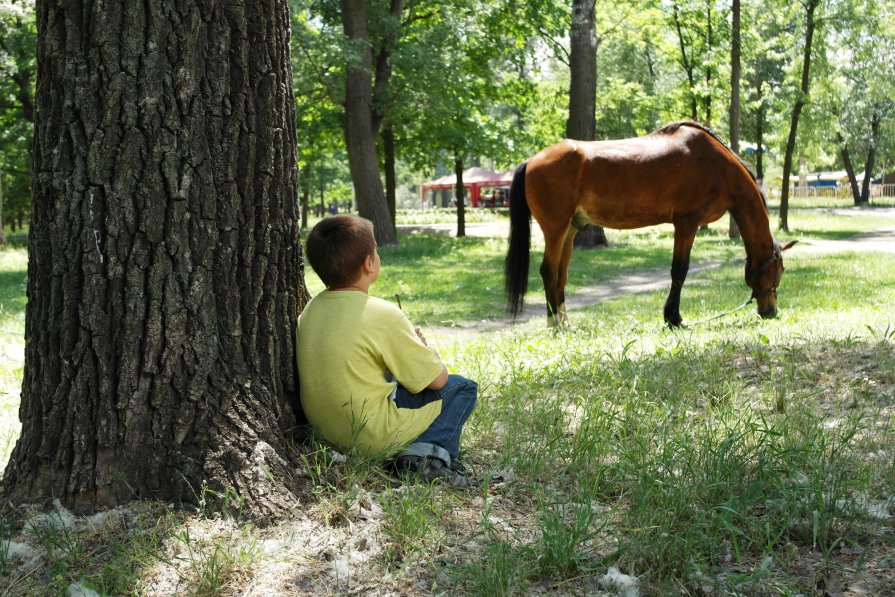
left=414, top=327, right=428, bottom=346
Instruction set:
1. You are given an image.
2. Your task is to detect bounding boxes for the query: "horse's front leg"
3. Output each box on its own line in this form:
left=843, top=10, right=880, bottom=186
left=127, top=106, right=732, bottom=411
left=664, top=221, right=698, bottom=327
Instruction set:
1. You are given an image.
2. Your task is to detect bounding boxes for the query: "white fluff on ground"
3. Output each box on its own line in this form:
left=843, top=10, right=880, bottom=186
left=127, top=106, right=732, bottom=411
left=600, top=566, right=640, bottom=597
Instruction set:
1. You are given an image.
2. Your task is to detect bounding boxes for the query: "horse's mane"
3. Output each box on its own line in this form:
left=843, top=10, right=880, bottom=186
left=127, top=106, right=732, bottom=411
left=654, top=121, right=767, bottom=208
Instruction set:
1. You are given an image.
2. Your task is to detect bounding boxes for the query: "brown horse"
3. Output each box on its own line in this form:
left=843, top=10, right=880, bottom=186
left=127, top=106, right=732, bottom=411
left=505, top=121, right=796, bottom=327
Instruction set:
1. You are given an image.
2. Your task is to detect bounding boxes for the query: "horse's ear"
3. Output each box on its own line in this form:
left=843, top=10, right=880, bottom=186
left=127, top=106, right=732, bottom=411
left=780, top=240, right=798, bottom=251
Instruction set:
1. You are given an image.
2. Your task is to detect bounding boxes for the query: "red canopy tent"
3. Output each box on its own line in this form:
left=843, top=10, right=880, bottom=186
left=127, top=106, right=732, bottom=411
left=420, top=167, right=514, bottom=207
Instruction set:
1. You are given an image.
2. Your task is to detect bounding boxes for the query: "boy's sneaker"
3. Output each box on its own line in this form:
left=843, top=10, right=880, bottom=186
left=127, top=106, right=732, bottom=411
left=392, top=455, right=470, bottom=487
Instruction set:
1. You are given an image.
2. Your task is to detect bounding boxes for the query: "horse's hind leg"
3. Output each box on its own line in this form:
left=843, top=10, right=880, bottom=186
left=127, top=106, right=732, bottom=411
left=539, top=226, right=573, bottom=327
left=554, top=227, right=577, bottom=324
left=664, top=220, right=699, bottom=327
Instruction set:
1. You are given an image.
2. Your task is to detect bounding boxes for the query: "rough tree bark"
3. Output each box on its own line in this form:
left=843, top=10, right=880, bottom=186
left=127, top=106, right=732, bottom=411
left=779, top=0, right=819, bottom=231
left=2, top=0, right=310, bottom=524
left=341, top=0, right=397, bottom=245
left=568, top=0, right=608, bottom=249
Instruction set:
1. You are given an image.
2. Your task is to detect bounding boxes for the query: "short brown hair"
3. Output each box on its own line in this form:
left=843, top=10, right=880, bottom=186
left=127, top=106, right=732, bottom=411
left=305, top=215, right=376, bottom=288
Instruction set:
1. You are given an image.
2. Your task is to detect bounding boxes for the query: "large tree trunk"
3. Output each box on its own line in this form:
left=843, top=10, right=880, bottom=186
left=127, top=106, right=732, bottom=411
left=860, top=112, right=879, bottom=204
left=728, top=0, right=741, bottom=240
left=3, top=0, right=310, bottom=525
left=779, top=0, right=819, bottom=232
left=341, top=0, right=397, bottom=245
left=568, top=0, right=608, bottom=249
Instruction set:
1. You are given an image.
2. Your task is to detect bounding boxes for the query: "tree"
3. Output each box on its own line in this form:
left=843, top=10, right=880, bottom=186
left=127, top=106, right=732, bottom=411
left=3, top=0, right=309, bottom=523
left=341, top=0, right=398, bottom=244
left=779, top=0, right=821, bottom=231
left=728, top=0, right=741, bottom=239
left=393, top=0, right=528, bottom=236
left=667, top=0, right=725, bottom=124
left=740, top=1, right=789, bottom=185
left=568, top=0, right=608, bottom=248
left=291, top=3, right=353, bottom=226
left=0, top=0, right=36, bottom=240
left=829, top=0, right=895, bottom=205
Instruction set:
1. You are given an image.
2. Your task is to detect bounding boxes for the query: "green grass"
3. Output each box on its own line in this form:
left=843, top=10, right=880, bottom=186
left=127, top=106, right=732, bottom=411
left=766, top=193, right=895, bottom=210
left=1, top=207, right=895, bottom=594
left=303, top=208, right=895, bottom=326
left=0, top=248, right=26, bottom=468
left=443, top=248, right=895, bottom=593
left=0, top=248, right=27, bottom=336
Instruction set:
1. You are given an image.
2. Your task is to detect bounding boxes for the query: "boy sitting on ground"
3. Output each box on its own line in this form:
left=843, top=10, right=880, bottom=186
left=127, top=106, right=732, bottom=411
left=296, top=215, right=477, bottom=486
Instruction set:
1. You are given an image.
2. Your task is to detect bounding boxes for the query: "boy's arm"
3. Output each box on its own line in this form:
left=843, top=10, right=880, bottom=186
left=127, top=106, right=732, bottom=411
left=427, top=366, right=448, bottom=390
left=416, top=326, right=448, bottom=390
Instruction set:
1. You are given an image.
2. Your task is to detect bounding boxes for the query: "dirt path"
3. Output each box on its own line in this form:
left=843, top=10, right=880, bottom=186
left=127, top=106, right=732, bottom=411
left=420, top=218, right=895, bottom=342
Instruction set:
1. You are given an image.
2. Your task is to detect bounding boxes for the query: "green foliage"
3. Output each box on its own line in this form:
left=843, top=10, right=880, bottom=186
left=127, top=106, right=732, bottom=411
left=0, top=1, right=35, bottom=231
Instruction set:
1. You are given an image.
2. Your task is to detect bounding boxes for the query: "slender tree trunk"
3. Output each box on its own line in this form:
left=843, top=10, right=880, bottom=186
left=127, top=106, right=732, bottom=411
left=672, top=2, right=698, bottom=120
left=341, top=0, right=397, bottom=245
left=839, top=135, right=862, bottom=205
left=779, top=0, right=819, bottom=232
left=3, top=0, right=309, bottom=524
left=383, top=126, right=397, bottom=227
left=860, top=113, right=879, bottom=204
left=0, top=171, right=6, bottom=246
left=704, top=0, right=713, bottom=126
left=371, top=0, right=403, bottom=137
left=755, top=100, right=765, bottom=182
left=301, top=164, right=311, bottom=229
left=568, top=0, right=608, bottom=249
left=454, top=156, right=466, bottom=238
left=728, top=0, right=741, bottom=239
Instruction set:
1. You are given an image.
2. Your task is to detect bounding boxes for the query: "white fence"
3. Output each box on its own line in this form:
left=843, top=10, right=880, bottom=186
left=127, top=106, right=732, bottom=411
left=765, top=183, right=895, bottom=200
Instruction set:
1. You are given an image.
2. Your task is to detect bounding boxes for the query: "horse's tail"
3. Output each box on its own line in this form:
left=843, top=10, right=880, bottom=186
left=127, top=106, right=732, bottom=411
left=505, top=162, right=530, bottom=318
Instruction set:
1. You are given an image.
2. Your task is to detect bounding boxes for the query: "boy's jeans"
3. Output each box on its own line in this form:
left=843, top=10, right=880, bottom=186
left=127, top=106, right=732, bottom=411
left=394, top=374, right=477, bottom=467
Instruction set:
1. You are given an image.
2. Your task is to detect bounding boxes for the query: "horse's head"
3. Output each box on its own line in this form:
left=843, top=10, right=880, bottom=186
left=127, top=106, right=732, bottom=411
left=745, top=240, right=798, bottom=318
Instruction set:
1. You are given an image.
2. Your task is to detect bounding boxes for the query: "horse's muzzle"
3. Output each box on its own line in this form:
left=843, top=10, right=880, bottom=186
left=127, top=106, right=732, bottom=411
left=758, top=305, right=778, bottom=319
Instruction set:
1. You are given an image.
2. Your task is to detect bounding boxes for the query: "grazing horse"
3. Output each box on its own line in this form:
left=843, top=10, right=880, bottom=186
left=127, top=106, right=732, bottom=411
left=505, top=121, right=796, bottom=327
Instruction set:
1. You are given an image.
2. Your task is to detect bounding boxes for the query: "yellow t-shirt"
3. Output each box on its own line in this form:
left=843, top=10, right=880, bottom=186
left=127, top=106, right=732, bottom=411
left=296, top=290, right=444, bottom=456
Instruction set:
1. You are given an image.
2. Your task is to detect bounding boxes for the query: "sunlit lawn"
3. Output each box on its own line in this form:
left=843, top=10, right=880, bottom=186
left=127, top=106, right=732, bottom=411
left=303, top=208, right=895, bottom=326
left=1, top=205, right=895, bottom=595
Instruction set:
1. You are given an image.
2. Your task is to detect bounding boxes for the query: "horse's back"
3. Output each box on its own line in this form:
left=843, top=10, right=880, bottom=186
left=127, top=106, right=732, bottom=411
left=525, top=125, right=741, bottom=230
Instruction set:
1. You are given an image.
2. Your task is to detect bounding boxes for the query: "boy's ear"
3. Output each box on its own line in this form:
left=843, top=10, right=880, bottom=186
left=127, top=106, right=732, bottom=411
left=362, top=254, right=375, bottom=273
